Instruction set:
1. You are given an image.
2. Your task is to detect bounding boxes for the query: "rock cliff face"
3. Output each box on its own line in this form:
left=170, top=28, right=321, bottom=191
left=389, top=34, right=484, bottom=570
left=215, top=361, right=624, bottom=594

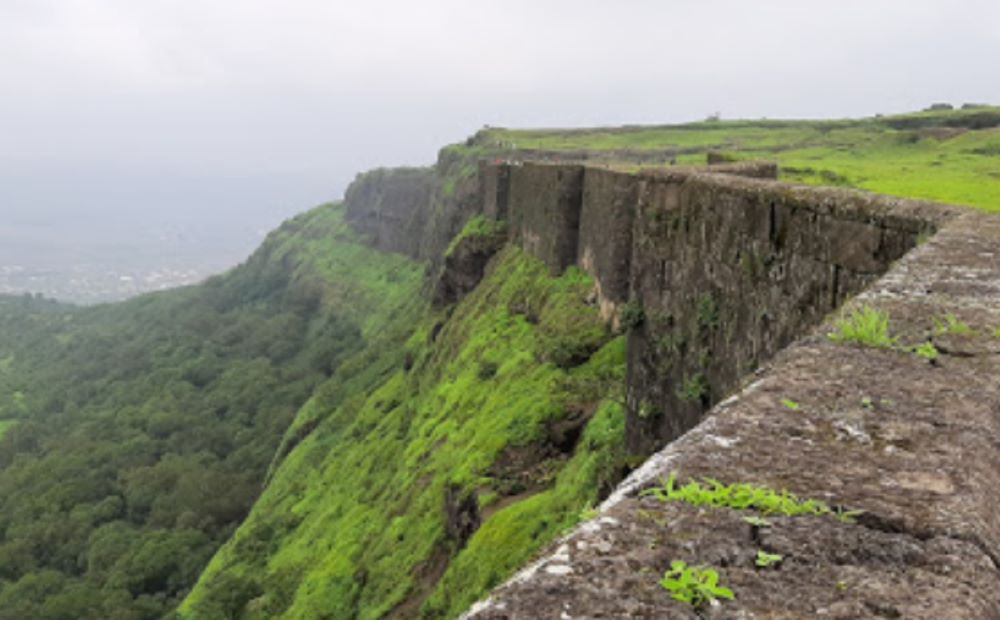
left=622, top=172, right=942, bottom=452
left=342, top=159, right=952, bottom=453
left=481, top=162, right=948, bottom=454
left=432, top=224, right=508, bottom=306
left=343, top=167, right=435, bottom=258
left=343, top=149, right=485, bottom=265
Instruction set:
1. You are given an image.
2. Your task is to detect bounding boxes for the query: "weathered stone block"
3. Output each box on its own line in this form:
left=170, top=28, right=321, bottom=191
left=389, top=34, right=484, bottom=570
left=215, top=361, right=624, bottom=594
left=479, top=161, right=511, bottom=220
left=507, top=163, right=585, bottom=274
left=577, top=168, right=638, bottom=320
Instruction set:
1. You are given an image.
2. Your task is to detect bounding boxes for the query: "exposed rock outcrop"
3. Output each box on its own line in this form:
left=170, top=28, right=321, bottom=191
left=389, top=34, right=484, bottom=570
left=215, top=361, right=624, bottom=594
left=433, top=225, right=508, bottom=306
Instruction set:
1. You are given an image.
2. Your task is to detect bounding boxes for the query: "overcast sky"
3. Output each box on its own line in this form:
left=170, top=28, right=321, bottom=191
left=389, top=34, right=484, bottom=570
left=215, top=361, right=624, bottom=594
left=2, top=0, right=999, bottom=243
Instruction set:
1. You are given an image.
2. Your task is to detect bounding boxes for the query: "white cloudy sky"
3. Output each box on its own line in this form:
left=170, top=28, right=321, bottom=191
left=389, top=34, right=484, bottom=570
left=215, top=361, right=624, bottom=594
left=1, top=0, right=998, bottom=262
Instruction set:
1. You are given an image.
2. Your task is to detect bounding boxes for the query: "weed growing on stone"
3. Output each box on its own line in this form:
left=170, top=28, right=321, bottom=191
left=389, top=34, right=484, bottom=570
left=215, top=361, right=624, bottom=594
left=994, top=327, right=1000, bottom=339
left=677, top=374, right=708, bottom=403
left=660, top=560, right=734, bottom=608
left=834, top=508, right=865, bottom=524
left=620, top=301, right=645, bottom=330
left=755, top=551, right=783, bottom=568
left=828, top=305, right=897, bottom=348
left=642, top=473, right=830, bottom=516
left=696, top=293, right=719, bottom=333
left=934, top=313, right=974, bottom=336
left=643, top=473, right=866, bottom=525
left=781, top=398, right=801, bottom=410
left=910, top=341, right=939, bottom=361
left=637, top=398, right=660, bottom=419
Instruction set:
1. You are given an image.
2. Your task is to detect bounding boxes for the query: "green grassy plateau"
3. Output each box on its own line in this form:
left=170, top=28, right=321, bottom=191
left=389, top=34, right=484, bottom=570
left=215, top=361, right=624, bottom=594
left=481, top=107, right=1000, bottom=212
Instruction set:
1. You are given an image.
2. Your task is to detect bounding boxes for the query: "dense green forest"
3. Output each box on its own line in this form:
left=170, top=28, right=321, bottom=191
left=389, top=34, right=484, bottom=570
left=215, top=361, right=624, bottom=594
left=0, top=206, right=422, bottom=619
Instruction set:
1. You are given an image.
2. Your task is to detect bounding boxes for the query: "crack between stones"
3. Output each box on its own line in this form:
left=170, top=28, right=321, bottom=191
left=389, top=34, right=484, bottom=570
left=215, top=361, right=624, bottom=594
left=935, top=344, right=1000, bottom=358
left=856, top=512, right=1000, bottom=572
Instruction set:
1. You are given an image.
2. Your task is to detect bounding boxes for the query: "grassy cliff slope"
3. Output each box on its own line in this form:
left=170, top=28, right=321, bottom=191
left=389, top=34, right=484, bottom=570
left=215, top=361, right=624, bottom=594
left=0, top=205, right=422, bottom=620
left=179, top=246, right=628, bottom=619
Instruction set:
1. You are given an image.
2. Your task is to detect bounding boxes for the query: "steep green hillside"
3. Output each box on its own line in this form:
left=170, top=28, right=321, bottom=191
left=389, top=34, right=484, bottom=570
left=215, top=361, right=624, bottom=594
left=180, top=246, right=628, bottom=619
left=0, top=205, right=422, bottom=620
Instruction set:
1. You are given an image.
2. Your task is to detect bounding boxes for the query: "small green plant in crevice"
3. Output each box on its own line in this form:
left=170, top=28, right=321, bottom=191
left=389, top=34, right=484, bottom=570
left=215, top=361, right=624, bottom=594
left=677, top=374, right=708, bottom=403
left=697, top=350, right=711, bottom=370
left=828, top=305, right=897, bottom=349
left=620, top=301, right=645, bottom=331
left=781, top=398, right=801, bottom=411
left=636, top=398, right=660, bottom=419
left=742, top=515, right=771, bottom=527
left=641, top=473, right=862, bottom=524
left=933, top=313, right=974, bottom=336
left=755, top=550, right=783, bottom=568
left=910, top=341, right=939, bottom=361
left=833, top=507, right=865, bottom=524
left=657, top=331, right=684, bottom=355
left=993, top=326, right=1000, bottom=339
left=660, top=560, right=734, bottom=608
left=696, top=293, right=720, bottom=333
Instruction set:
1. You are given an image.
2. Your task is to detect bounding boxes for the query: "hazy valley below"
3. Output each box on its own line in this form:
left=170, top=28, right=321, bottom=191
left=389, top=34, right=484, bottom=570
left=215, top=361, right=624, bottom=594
left=0, top=192, right=312, bottom=304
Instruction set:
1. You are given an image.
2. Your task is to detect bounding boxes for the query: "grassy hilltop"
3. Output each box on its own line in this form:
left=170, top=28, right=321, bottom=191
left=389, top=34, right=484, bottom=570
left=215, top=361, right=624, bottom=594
left=0, top=107, right=996, bottom=620
left=482, top=106, right=1000, bottom=212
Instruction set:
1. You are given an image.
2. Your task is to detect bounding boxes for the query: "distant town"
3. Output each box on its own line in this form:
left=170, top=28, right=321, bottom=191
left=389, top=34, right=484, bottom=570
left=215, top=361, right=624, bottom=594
left=0, top=262, right=220, bottom=304
left=0, top=215, right=282, bottom=304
